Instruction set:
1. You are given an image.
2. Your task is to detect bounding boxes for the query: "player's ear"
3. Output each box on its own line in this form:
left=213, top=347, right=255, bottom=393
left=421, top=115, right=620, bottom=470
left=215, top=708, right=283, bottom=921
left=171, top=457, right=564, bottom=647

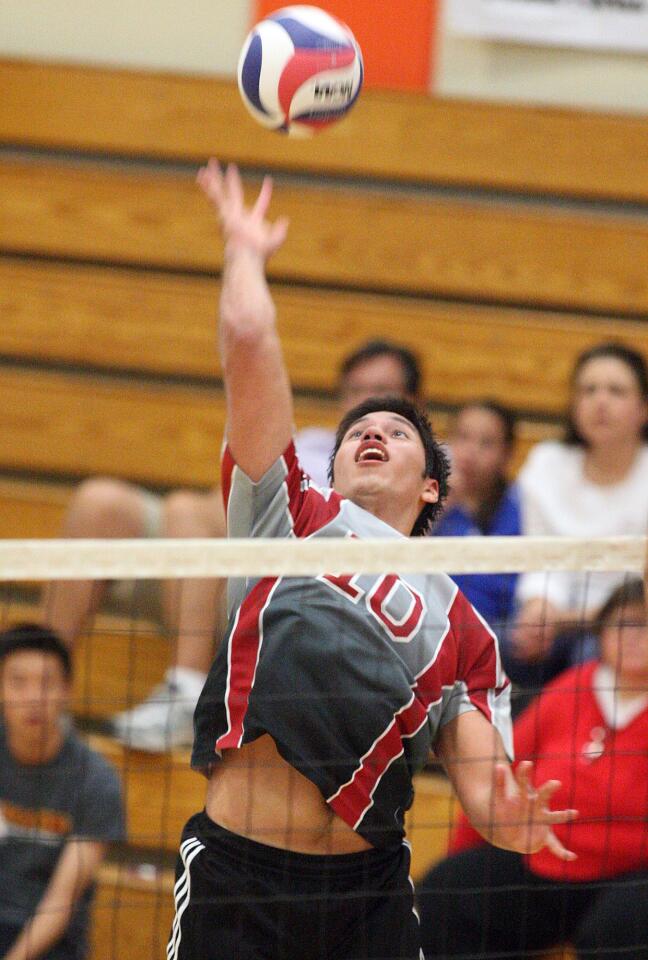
left=421, top=477, right=439, bottom=504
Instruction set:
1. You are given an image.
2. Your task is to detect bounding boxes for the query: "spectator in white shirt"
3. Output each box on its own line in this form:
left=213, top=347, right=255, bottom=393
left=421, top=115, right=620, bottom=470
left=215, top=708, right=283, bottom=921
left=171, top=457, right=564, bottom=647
left=510, top=342, right=648, bottom=687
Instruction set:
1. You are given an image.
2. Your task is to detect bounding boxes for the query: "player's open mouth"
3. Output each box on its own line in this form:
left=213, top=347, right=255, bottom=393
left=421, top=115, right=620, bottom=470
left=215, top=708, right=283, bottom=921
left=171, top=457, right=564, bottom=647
left=355, top=441, right=389, bottom=464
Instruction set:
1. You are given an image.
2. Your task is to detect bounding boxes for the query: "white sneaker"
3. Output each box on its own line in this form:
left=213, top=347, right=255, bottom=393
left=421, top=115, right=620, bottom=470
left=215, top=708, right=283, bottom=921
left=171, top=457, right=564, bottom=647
left=111, top=668, right=205, bottom=752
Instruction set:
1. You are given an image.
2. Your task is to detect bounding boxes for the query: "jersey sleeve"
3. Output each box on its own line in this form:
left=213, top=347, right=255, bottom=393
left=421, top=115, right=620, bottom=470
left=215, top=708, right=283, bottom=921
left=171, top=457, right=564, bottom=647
left=442, top=590, right=513, bottom=760
left=221, top=440, right=309, bottom=541
left=221, top=438, right=346, bottom=544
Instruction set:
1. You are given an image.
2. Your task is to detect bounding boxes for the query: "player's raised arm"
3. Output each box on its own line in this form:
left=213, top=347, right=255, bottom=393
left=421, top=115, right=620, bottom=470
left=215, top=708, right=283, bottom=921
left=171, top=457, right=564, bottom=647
left=197, top=159, right=293, bottom=481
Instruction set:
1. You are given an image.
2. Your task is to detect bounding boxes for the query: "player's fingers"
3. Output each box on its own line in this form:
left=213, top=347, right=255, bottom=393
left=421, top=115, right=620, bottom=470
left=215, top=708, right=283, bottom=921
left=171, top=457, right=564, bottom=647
left=544, top=807, right=579, bottom=825
left=515, top=761, right=535, bottom=797
left=197, top=162, right=225, bottom=208
left=269, top=216, right=290, bottom=250
left=198, top=158, right=224, bottom=188
left=545, top=829, right=577, bottom=862
left=536, top=779, right=561, bottom=804
left=225, top=163, right=244, bottom=207
left=253, top=175, right=274, bottom=220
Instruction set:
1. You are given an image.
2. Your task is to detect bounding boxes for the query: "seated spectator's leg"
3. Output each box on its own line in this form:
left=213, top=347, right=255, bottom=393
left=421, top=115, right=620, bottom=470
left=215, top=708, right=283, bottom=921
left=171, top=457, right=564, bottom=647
left=112, top=488, right=227, bottom=752
left=41, top=478, right=151, bottom=646
left=161, top=489, right=227, bottom=675
left=572, top=869, right=648, bottom=960
left=417, top=845, right=575, bottom=958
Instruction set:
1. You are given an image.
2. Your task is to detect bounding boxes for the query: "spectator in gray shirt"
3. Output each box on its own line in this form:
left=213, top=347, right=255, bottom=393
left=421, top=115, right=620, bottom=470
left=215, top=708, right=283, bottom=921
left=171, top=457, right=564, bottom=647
left=0, top=624, right=124, bottom=960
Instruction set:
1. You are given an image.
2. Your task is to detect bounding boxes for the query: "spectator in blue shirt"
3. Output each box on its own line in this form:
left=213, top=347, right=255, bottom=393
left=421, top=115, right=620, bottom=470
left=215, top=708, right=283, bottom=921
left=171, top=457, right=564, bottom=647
left=433, top=400, right=521, bottom=634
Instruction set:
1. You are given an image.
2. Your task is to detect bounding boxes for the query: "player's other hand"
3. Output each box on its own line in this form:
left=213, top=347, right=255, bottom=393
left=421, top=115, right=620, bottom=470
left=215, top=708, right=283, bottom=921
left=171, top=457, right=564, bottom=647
left=492, top=761, right=578, bottom=861
left=197, top=158, right=289, bottom=260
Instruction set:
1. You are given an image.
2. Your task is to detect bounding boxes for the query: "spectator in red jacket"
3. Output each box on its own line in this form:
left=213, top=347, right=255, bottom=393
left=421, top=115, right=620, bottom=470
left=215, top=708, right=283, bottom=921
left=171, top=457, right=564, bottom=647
left=417, top=576, right=648, bottom=960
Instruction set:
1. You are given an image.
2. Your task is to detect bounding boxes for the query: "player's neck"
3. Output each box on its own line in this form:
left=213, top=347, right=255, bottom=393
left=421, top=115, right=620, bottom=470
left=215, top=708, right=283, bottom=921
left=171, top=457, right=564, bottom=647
left=354, top=492, right=416, bottom=536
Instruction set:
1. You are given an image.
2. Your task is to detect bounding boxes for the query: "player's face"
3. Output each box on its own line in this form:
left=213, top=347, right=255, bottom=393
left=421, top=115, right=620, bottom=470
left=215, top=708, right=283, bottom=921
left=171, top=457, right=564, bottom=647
left=0, top=651, right=69, bottom=742
left=332, top=410, right=439, bottom=531
left=450, top=407, right=510, bottom=495
left=571, top=357, right=647, bottom=450
left=599, top=602, right=648, bottom=689
left=339, top=355, right=413, bottom=414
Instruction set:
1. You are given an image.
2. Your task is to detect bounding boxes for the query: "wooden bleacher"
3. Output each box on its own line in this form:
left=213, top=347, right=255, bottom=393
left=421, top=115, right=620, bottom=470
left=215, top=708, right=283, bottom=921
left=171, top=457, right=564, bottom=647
left=2, top=58, right=648, bottom=204
left=1, top=60, right=648, bottom=509
left=4, top=157, right=648, bottom=315
left=0, top=365, right=340, bottom=489
left=5, top=255, right=648, bottom=415
left=90, top=863, right=175, bottom=960
left=0, top=58, right=639, bottom=960
left=0, top=369, right=553, bottom=513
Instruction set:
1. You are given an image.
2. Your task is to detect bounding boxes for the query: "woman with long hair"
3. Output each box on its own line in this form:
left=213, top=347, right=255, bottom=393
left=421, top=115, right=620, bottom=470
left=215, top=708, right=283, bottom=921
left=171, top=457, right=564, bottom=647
left=510, top=342, right=648, bottom=682
left=433, top=400, right=520, bottom=633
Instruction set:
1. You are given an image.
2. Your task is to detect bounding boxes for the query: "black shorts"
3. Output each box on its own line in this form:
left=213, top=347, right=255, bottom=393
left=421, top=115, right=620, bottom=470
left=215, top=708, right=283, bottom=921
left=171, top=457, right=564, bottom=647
left=167, top=811, right=422, bottom=960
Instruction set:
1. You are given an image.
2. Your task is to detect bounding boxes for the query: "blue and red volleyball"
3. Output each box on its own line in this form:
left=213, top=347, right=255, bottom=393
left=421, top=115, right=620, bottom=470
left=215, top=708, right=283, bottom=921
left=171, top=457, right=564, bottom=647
left=237, top=5, right=363, bottom=136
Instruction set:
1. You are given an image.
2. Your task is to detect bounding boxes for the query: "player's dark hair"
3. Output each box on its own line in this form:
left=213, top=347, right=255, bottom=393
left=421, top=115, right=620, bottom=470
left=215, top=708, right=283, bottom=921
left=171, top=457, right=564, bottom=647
left=328, top=396, right=449, bottom=536
left=340, top=340, right=422, bottom=399
left=564, top=342, right=648, bottom=445
left=593, top=578, right=645, bottom=636
left=451, top=399, right=517, bottom=534
left=0, top=622, right=72, bottom=679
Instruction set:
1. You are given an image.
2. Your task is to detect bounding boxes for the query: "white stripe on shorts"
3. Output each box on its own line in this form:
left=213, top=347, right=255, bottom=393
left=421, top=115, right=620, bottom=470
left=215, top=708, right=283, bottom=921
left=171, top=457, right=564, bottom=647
left=167, top=836, right=205, bottom=960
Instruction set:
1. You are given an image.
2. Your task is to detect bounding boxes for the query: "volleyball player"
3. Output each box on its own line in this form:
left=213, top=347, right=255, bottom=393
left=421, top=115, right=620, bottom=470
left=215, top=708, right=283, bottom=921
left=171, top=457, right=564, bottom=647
left=167, top=160, right=578, bottom=960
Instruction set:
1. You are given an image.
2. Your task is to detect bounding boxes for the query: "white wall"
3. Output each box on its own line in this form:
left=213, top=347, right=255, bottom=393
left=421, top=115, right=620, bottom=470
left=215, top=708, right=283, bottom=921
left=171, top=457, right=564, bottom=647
left=0, top=0, right=252, bottom=76
left=2, top=0, right=648, bottom=114
left=438, top=31, right=648, bottom=115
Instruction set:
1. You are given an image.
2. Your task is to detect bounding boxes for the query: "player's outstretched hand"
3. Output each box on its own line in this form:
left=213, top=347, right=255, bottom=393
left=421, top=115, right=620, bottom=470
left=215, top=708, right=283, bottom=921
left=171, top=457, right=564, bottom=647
left=492, top=761, right=578, bottom=861
left=197, top=158, right=289, bottom=260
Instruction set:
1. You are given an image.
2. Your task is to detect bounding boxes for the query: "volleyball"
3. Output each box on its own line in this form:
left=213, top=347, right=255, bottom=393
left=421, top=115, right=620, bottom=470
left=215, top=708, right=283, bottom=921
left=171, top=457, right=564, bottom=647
left=237, top=5, right=363, bottom=136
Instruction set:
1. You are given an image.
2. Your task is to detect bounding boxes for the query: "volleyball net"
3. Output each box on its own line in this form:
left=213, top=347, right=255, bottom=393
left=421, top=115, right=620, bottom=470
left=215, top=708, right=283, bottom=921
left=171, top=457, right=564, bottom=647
left=0, top=535, right=646, bottom=960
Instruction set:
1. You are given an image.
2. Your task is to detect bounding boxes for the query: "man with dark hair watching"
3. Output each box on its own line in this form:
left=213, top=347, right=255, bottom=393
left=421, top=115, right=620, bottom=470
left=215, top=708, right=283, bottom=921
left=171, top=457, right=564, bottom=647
left=0, top=624, right=124, bottom=960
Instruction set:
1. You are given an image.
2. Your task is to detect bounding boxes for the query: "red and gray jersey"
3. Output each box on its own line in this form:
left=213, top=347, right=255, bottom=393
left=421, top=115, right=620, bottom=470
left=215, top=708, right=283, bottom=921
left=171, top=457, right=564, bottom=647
left=192, top=441, right=512, bottom=850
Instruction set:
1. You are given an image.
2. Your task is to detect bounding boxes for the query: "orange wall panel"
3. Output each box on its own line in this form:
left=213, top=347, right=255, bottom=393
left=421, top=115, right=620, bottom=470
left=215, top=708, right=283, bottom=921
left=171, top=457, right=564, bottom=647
left=253, top=1, right=439, bottom=91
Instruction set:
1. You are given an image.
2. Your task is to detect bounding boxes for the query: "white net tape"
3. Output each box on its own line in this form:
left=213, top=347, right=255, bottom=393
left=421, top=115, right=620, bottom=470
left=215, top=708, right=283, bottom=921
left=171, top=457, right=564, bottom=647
left=0, top=535, right=643, bottom=580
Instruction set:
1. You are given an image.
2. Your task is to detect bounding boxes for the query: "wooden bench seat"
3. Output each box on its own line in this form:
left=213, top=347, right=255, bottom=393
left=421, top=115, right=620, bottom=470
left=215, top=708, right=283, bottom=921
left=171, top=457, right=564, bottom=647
left=90, top=862, right=175, bottom=960
left=0, top=365, right=340, bottom=489
left=405, top=771, right=454, bottom=880
left=4, top=256, right=648, bottom=418
left=4, top=158, right=648, bottom=315
left=0, top=478, right=69, bottom=540
left=88, top=734, right=205, bottom=851
left=2, top=58, right=648, bottom=206
left=0, top=365, right=555, bottom=490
